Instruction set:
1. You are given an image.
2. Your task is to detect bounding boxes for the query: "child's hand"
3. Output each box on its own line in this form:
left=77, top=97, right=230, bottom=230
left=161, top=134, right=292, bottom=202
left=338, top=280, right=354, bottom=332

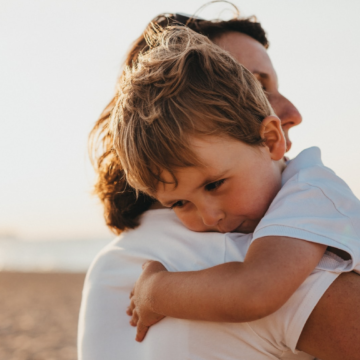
left=127, top=260, right=167, bottom=342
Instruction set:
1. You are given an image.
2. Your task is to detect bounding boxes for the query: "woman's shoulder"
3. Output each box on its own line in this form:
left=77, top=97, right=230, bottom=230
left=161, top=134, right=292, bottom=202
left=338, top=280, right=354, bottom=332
left=94, top=209, right=180, bottom=255
left=85, top=208, right=230, bottom=285
left=84, top=210, right=178, bottom=284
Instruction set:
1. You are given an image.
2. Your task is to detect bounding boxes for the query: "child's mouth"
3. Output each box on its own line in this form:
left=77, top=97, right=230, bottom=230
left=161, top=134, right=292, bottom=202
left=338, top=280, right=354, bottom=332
left=232, top=219, right=260, bottom=234
left=228, top=220, right=245, bottom=233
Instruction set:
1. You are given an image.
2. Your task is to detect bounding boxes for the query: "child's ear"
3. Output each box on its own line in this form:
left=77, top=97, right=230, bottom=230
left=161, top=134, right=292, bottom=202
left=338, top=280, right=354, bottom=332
left=260, top=116, right=286, bottom=161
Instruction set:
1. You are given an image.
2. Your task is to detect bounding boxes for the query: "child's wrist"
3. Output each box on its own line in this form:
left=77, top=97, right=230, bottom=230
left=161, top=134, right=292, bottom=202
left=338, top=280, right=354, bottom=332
left=148, top=270, right=170, bottom=313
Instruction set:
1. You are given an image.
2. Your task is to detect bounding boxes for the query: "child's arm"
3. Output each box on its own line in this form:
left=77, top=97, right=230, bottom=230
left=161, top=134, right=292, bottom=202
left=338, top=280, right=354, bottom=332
left=128, top=236, right=326, bottom=341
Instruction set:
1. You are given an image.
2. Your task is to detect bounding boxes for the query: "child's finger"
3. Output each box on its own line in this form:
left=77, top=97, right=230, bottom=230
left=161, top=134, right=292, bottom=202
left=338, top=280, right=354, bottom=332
left=130, top=311, right=139, bottom=326
left=129, top=288, right=135, bottom=299
left=126, top=306, right=133, bottom=316
left=129, top=297, right=136, bottom=311
left=135, top=322, right=149, bottom=342
left=142, top=260, right=152, bottom=269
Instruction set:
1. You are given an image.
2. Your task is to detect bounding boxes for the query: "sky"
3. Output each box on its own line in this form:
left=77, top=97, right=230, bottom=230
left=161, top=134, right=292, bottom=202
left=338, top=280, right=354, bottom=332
left=1, top=0, right=359, bottom=241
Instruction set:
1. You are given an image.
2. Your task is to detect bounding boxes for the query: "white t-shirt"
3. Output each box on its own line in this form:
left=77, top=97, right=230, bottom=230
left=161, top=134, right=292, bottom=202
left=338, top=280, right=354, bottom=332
left=78, top=209, right=338, bottom=360
left=253, top=147, right=360, bottom=274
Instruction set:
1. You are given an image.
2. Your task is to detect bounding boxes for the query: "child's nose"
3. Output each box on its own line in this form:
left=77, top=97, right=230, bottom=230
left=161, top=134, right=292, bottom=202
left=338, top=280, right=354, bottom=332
left=200, top=207, right=223, bottom=228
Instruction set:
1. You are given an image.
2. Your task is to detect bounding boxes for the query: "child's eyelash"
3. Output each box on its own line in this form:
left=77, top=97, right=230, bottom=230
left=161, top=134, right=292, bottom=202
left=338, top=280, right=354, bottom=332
left=170, top=179, right=225, bottom=208
left=170, top=200, right=185, bottom=209
left=205, top=179, right=225, bottom=191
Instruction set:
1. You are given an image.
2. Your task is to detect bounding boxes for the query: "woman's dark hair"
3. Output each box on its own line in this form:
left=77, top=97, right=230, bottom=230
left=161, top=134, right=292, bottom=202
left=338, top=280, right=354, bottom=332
left=89, top=11, right=269, bottom=234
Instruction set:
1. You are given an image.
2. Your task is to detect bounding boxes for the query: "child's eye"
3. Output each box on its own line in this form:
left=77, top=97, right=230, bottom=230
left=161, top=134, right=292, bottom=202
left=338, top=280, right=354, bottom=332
left=170, top=200, right=186, bottom=209
left=205, top=179, right=225, bottom=191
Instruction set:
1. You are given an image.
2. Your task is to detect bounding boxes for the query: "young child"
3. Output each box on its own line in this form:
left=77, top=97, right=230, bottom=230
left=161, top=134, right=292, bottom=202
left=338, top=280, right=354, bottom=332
left=110, top=25, right=360, bottom=341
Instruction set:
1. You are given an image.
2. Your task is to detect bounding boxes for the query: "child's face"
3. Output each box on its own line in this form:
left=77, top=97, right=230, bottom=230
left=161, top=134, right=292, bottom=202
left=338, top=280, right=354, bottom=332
left=156, top=129, right=285, bottom=233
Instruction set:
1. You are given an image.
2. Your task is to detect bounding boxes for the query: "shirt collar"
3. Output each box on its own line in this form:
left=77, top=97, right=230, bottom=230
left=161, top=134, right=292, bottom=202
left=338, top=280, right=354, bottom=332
left=282, top=147, right=323, bottom=186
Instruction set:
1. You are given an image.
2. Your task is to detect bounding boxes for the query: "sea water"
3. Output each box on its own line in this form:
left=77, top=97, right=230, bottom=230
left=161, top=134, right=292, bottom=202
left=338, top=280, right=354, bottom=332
left=0, top=237, right=112, bottom=272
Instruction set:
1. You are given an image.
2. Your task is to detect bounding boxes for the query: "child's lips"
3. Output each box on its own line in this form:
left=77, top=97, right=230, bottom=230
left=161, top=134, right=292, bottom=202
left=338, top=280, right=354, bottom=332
left=218, top=221, right=241, bottom=233
left=231, top=220, right=245, bottom=233
left=219, top=218, right=259, bottom=234
left=221, top=220, right=245, bottom=233
left=232, top=219, right=259, bottom=234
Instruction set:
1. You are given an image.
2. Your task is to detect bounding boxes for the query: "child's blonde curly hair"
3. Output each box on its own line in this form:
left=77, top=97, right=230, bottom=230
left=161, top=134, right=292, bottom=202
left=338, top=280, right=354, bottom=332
left=89, top=13, right=270, bottom=233
left=111, top=25, right=273, bottom=196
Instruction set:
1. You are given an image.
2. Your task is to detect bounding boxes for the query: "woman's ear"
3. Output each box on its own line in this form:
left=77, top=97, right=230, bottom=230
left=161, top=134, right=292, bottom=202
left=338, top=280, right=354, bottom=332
left=260, top=116, right=286, bottom=161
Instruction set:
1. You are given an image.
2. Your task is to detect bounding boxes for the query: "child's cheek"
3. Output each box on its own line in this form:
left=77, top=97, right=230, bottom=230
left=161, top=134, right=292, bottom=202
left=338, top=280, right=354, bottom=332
left=176, top=210, right=209, bottom=232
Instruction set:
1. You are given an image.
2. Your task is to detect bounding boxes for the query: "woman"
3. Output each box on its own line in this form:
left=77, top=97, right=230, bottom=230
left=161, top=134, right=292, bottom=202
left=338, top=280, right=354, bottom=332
left=78, top=13, right=360, bottom=360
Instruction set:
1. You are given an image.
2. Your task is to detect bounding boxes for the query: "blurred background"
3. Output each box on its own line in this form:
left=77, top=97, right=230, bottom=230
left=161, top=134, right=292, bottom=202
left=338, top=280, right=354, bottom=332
left=1, top=0, right=359, bottom=359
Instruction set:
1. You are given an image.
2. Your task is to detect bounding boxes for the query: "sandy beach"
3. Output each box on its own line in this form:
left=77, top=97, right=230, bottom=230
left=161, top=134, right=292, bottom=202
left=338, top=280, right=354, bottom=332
left=0, top=272, right=86, bottom=360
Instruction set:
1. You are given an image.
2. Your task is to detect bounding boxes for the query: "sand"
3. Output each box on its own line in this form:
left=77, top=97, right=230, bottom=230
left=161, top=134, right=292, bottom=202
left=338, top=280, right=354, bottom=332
left=0, top=272, right=86, bottom=360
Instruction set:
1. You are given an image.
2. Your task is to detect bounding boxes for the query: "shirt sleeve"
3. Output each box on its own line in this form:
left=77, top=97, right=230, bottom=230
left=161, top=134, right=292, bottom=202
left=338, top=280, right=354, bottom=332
left=252, top=179, right=359, bottom=273
left=248, top=268, right=339, bottom=356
